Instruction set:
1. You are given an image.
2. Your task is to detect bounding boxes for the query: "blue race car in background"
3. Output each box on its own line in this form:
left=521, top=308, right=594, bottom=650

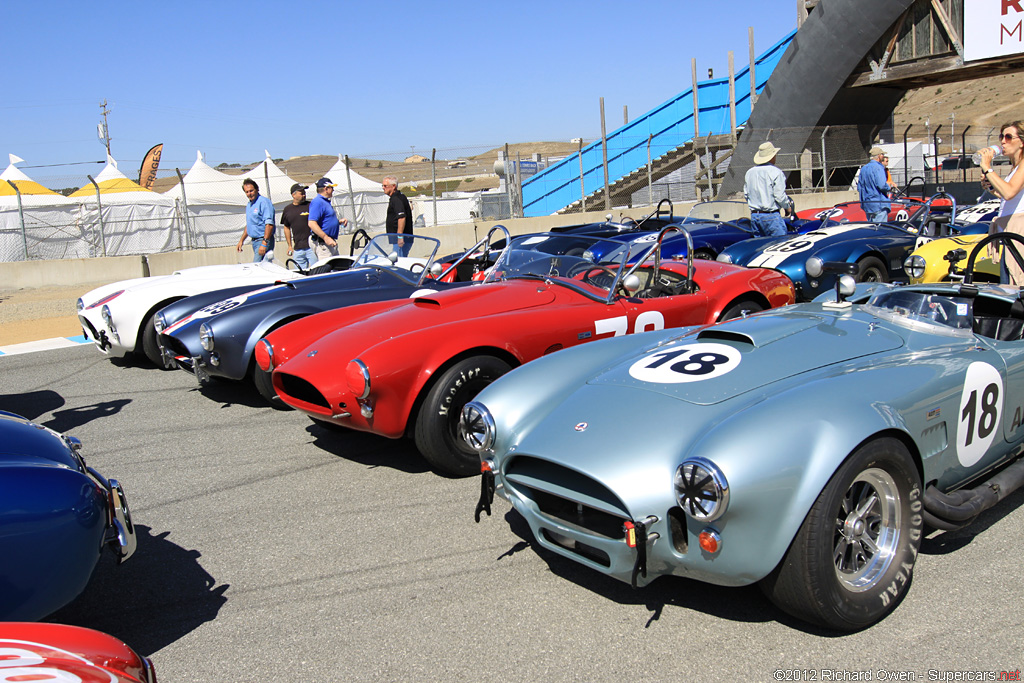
left=586, top=200, right=814, bottom=263
left=716, top=194, right=987, bottom=300
left=158, top=230, right=506, bottom=404
left=0, top=410, right=136, bottom=620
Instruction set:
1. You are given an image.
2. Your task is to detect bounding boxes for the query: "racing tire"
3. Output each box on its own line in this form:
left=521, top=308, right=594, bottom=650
left=693, top=248, right=716, bottom=260
left=718, top=299, right=764, bottom=321
left=414, top=356, right=511, bottom=477
left=140, top=312, right=169, bottom=369
left=759, top=437, right=923, bottom=631
left=855, top=256, right=888, bottom=284
left=253, top=365, right=290, bottom=410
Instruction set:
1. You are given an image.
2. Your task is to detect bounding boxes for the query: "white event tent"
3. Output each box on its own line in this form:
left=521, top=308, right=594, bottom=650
left=1, top=155, right=79, bottom=261
left=163, top=151, right=302, bottom=249
left=68, top=155, right=182, bottom=257
left=322, top=155, right=389, bottom=232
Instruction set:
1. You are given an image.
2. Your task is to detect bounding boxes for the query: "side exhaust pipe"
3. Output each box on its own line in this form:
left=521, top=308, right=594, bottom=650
left=922, top=457, right=1024, bottom=531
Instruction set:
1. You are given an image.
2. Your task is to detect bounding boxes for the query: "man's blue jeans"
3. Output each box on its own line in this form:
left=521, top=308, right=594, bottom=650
left=291, top=247, right=315, bottom=270
left=251, top=236, right=275, bottom=262
left=750, top=212, right=787, bottom=237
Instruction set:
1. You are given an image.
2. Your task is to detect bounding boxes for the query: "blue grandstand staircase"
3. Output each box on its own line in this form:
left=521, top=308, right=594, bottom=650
left=522, top=30, right=796, bottom=217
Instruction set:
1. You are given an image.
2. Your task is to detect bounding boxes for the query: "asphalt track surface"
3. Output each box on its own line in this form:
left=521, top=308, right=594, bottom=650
left=3, top=346, right=1023, bottom=682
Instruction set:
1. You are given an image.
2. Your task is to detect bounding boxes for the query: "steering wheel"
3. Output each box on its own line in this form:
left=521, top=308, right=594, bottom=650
left=285, top=258, right=306, bottom=275
left=964, top=231, right=1024, bottom=285
left=566, top=262, right=618, bottom=288
left=410, top=262, right=425, bottom=274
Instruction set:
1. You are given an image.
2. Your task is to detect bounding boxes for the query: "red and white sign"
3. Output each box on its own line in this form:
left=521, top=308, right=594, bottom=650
left=965, top=0, right=1024, bottom=62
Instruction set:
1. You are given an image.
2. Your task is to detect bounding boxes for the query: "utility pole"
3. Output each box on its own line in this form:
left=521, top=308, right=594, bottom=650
left=99, top=99, right=111, bottom=156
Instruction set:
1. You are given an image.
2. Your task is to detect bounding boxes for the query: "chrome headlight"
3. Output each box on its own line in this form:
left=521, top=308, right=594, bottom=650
left=199, top=323, right=214, bottom=351
left=674, top=457, right=729, bottom=522
left=904, top=254, right=926, bottom=280
left=461, top=401, right=495, bottom=453
left=153, top=311, right=167, bottom=333
left=805, top=256, right=824, bottom=278
left=716, top=252, right=734, bottom=264
left=581, top=249, right=595, bottom=262
left=76, top=297, right=84, bottom=313
left=101, top=305, right=116, bottom=333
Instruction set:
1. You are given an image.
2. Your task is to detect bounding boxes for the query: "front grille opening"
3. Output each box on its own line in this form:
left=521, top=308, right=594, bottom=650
left=278, top=373, right=331, bottom=409
left=540, top=528, right=611, bottom=567
left=161, top=335, right=189, bottom=358
left=524, top=486, right=627, bottom=539
left=81, top=318, right=98, bottom=338
left=668, top=506, right=689, bottom=554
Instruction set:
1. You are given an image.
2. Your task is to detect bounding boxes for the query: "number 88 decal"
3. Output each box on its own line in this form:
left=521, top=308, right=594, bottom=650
left=628, top=342, right=742, bottom=384
left=957, top=362, right=1003, bottom=467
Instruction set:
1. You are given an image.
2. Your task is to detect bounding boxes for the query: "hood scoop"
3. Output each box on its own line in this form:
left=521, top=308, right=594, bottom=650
left=589, top=312, right=904, bottom=405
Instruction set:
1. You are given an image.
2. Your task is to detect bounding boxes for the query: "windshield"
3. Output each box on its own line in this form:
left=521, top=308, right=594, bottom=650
left=483, top=233, right=637, bottom=297
left=864, top=288, right=974, bottom=337
left=351, top=234, right=440, bottom=284
left=685, top=201, right=751, bottom=222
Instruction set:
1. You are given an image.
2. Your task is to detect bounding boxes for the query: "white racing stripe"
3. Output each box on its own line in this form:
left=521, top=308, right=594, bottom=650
left=0, top=336, right=91, bottom=356
left=747, top=225, right=867, bottom=269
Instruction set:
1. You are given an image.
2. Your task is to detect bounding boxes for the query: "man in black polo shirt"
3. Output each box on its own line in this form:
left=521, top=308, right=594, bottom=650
left=280, top=183, right=314, bottom=270
left=382, top=175, right=413, bottom=257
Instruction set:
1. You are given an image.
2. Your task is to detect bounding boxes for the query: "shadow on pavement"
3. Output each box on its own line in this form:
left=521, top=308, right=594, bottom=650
left=0, top=390, right=66, bottom=421
left=499, top=508, right=854, bottom=637
left=46, top=524, right=228, bottom=657
left=306, top=420, right=431, bottom=475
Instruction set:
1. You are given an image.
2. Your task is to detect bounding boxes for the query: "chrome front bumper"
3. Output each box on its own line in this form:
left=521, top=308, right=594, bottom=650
left=87, top=467, right=137, bottom=563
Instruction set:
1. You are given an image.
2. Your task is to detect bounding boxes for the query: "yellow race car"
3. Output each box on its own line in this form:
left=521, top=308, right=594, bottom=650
left=903, top=232, right=1000, bottom=283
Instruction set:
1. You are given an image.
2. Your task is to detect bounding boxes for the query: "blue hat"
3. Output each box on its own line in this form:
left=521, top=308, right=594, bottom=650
left=315, top=177, right=337, bottom=189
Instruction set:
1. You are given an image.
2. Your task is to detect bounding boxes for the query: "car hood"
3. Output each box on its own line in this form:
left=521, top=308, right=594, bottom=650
left=282, top=279, right=556, bottom=363
left=408, top=278, right=556, bottom=313
left=505, top=310, right=904, bottom=501
left=585, top=309, right=904, bottom=405
left=0, top=412, right=78, bottom=469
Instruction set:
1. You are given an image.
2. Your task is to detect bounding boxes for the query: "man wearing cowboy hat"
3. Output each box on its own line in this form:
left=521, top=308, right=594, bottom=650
left=858, top=147, right=893, bottom=223
left=744, top=141, right=794, bottom=237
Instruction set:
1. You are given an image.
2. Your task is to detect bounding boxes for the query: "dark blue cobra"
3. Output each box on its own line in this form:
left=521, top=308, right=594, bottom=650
left=579, top=200, right=815, bottom=263
left=717, top=194, right=989, bottom=301
left=0, top=410, right=136, bottom=620
left=157, top=230, right=507, bottom=404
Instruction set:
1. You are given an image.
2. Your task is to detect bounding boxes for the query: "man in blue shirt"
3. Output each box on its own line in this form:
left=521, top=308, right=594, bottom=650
left=307, top=177, right=348, bottom=262
left=743, top=142, right=794, bottom=237
left=235, top=178, right=276, bottom=262
left=858, top=147, right=892, bottom=223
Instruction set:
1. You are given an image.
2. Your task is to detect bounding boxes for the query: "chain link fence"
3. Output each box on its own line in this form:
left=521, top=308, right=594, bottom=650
left=1, top=143, right=569, bottom=262
left=2, top=124, right=1007, bottom=262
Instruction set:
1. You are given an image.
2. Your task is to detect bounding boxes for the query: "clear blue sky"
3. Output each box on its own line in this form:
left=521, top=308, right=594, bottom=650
left=1, top=1, right=797, bottom=178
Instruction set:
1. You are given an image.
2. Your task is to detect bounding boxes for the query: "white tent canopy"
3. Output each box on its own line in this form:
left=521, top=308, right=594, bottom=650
left=68, top=156, right=182, bottom=256
left=162, top=151, right=302, bottom=250
left=0, top=156, right=79, bottom=261
left=324, top=155, right=388, bottom=232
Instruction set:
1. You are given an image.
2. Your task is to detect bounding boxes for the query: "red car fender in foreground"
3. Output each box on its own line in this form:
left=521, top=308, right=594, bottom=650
left=0, top=623, right=155, bottom=682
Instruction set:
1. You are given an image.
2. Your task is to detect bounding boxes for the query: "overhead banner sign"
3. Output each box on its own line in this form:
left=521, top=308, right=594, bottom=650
left=138, top=143, right=163, bottom=190
left=964, top=0, right=1024, bottom=62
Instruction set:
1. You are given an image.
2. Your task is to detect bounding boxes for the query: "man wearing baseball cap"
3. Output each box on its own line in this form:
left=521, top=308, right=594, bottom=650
left=307, top=177, right=348, bottom=261
left=743, top=141, right=794, bottom=237
left=281, top=183, right=313, bottom=270
left=859, top=147, right=893, bottom=223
